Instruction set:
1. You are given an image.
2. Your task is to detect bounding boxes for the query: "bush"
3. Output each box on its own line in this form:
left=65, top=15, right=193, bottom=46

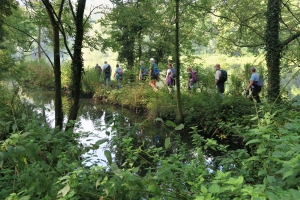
left=22, top=60, right=54, bottom=89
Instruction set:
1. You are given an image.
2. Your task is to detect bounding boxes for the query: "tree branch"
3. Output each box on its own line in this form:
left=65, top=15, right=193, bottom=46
left=208, top=11, right=265, bottom=40
left=41, top=0, right=74, bottom=60
left=68, top=0, right=76, bottom=20
left=58, top=0, right=65, bottom=20
left=3, top=22, right=54, bottom=68
left=83, top=5, right=102, bottom=28
left=282, top=30, right=300, bottom=47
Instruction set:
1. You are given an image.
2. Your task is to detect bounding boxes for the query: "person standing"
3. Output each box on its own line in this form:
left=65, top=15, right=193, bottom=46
left=187, top=67, right=198, bottom=94
left=246, top=67, right=262, bottom=103
left=114, top=64, right=123, bottom=89
left=214, top=64, right=225, bottom=95
left=149, top=58, right=159, bottom=92
left=139, top=61, right=148, bottom=81
left=95, top=63, right=102, bottom=75
left=102, top=61, right=112, bottom=87
left=165, top=63, right=175, bottom=93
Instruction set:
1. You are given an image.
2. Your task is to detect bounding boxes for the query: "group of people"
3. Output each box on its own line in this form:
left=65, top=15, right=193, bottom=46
left=214, top=64, right=262, bottom=103
left=95, top=61, right=123, bottom=89
left=96, top=58, right=262, bottom=103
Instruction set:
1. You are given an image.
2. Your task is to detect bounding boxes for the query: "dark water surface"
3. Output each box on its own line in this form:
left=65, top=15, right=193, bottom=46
left=24, top=91, right=164, bottom=166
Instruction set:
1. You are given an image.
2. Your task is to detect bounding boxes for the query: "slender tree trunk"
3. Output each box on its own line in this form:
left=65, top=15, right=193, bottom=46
left=175, top=0, right=184, bottom=122
left=44, top=0, right=63, bottom=130
left=37, top=25, right=42, bottom=60
left=265, top=0, right=282, bottom=101
left=138, top=31, right=142, bottom=62
left=66, top=0, right=86, bottom=132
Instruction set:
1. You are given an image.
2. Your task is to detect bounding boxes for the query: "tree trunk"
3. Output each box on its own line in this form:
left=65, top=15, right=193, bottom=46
left=66, top=0, right=86, bottom=132
left=175, top=0, right=184, bottom=122
left=265, top=0, right=282, bottom=101
left=44, top=0, right=63, bottom=130
left=37, top=25, right=42, bottom=60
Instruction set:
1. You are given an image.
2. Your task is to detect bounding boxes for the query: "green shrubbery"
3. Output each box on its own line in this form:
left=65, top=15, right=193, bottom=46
left=1, top=94, right=300, bottom=199
left=22, top=60, right=54, bottom=89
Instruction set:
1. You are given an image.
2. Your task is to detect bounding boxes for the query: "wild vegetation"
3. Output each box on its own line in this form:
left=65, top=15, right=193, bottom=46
left=1, top=0, right=300, bottom=199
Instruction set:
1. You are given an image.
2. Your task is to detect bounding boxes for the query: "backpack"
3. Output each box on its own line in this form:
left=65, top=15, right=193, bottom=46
left=153, top=67, right=160, bottom=76
left=141, top=66, right=148, bottom=76
left=117, top=68, right=123, bottom=76
left=105, top=65, right=111, bottom=74
left=256, top=77, right=263, bottom=87
left=219, top=70, right=227, bottom=82
left=170, top=68, right=176, bottom=79
left=191, top=70, right=199, bottom=83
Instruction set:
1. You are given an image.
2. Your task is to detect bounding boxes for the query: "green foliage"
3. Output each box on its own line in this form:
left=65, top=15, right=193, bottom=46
left=22, top=60, right=54, bottom=89
left=2, top=80, right=300, bottom=199
left=0, top=50, right=16, bottom=80
left=0, top=0, right=17, bottom=43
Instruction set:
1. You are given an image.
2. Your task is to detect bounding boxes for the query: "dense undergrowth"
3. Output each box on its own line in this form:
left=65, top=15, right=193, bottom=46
left=4, top=61, right=300, bottom=199
left=1, top=79, right=300, bottom=199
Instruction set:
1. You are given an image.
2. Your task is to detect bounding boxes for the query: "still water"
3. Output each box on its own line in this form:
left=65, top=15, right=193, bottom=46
left=24, top=91, right=164, bottom=166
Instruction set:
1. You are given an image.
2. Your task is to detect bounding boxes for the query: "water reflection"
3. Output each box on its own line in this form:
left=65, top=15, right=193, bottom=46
left=24, top=91, right=164, bottom=167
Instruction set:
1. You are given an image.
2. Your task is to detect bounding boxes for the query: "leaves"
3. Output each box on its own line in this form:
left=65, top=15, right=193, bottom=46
left=245, top=139, right=261, bottom=146
left=104, top=150, right=112, bottom=165
left=165, top=137, right=171, bottom=149
left=175, top=124, right=184, bottom=130
left=282, top=169, right=294, bottom=180
left=58, top=184, right=70, bottom=197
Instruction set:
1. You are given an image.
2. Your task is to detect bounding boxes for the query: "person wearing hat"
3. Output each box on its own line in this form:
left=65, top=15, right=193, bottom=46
left=149, top=58, right=158, bottom=92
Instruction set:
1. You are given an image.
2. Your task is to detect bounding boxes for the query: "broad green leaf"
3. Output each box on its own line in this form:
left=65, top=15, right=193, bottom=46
left=283, top=169, right=294, bottom=180
left=175, top=124, right=184, bottom=130
left=22, top=113, right=26, bottom=121
left=155, top=118, right=164, bottom=123
left=201, top=185, right=208, bottom=193
left=96, top=177, right=102, bottom=189
left=20, top=132, right=31, bottom=138
left=245, top=139, right=261, bottom=146
left=250, top=116, right=258, bottom=121
left=165, top=137, right=171, bottom=149
left=12, top=124, right=17, bottom=132
left=247, top=156, right=260, bottom=161
left=165, top=120, right=176, bottom=127
left=20, top=196, right=30, bottom=200
left=95, top=139, right=108, bottom=146
left=235, top=176, right=244, bottom=185
left=208, top=184, right=220, bottom=193
left=59, top=184, right=70, bottom=197
left=104, top=150, right=112, bottom=165
left=111, top=163, right=118, bottom=172
left=132, top=166, right=140, bottom=173
left=258, top=170, right=267, bottom=176
left=267, top=176, right=276, bottom=184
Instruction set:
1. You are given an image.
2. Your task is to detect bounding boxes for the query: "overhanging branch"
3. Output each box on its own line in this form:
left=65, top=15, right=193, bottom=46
left=3, top=22, right=54, bottom=68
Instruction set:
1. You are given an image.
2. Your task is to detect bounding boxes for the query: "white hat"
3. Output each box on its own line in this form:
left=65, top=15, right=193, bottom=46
left=150, top=58, right=155, bottom=61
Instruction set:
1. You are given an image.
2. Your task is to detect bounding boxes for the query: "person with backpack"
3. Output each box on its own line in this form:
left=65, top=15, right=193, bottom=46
left=113, top=64, right=123, bottom=89
left=95, top=63, right=102, bottom=75
left=214, top=64, right=227, bottom=95
left=246, top=67, right=262, bottom=103
left=139, top=61, right=148, bottom=81
left=149, top=58, right=159, bottom=92
left=165, top=62, right=175, bottom=93
left=102, top=61, right=112, bottom=87
left=187, top=67, right=199, bottom=94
